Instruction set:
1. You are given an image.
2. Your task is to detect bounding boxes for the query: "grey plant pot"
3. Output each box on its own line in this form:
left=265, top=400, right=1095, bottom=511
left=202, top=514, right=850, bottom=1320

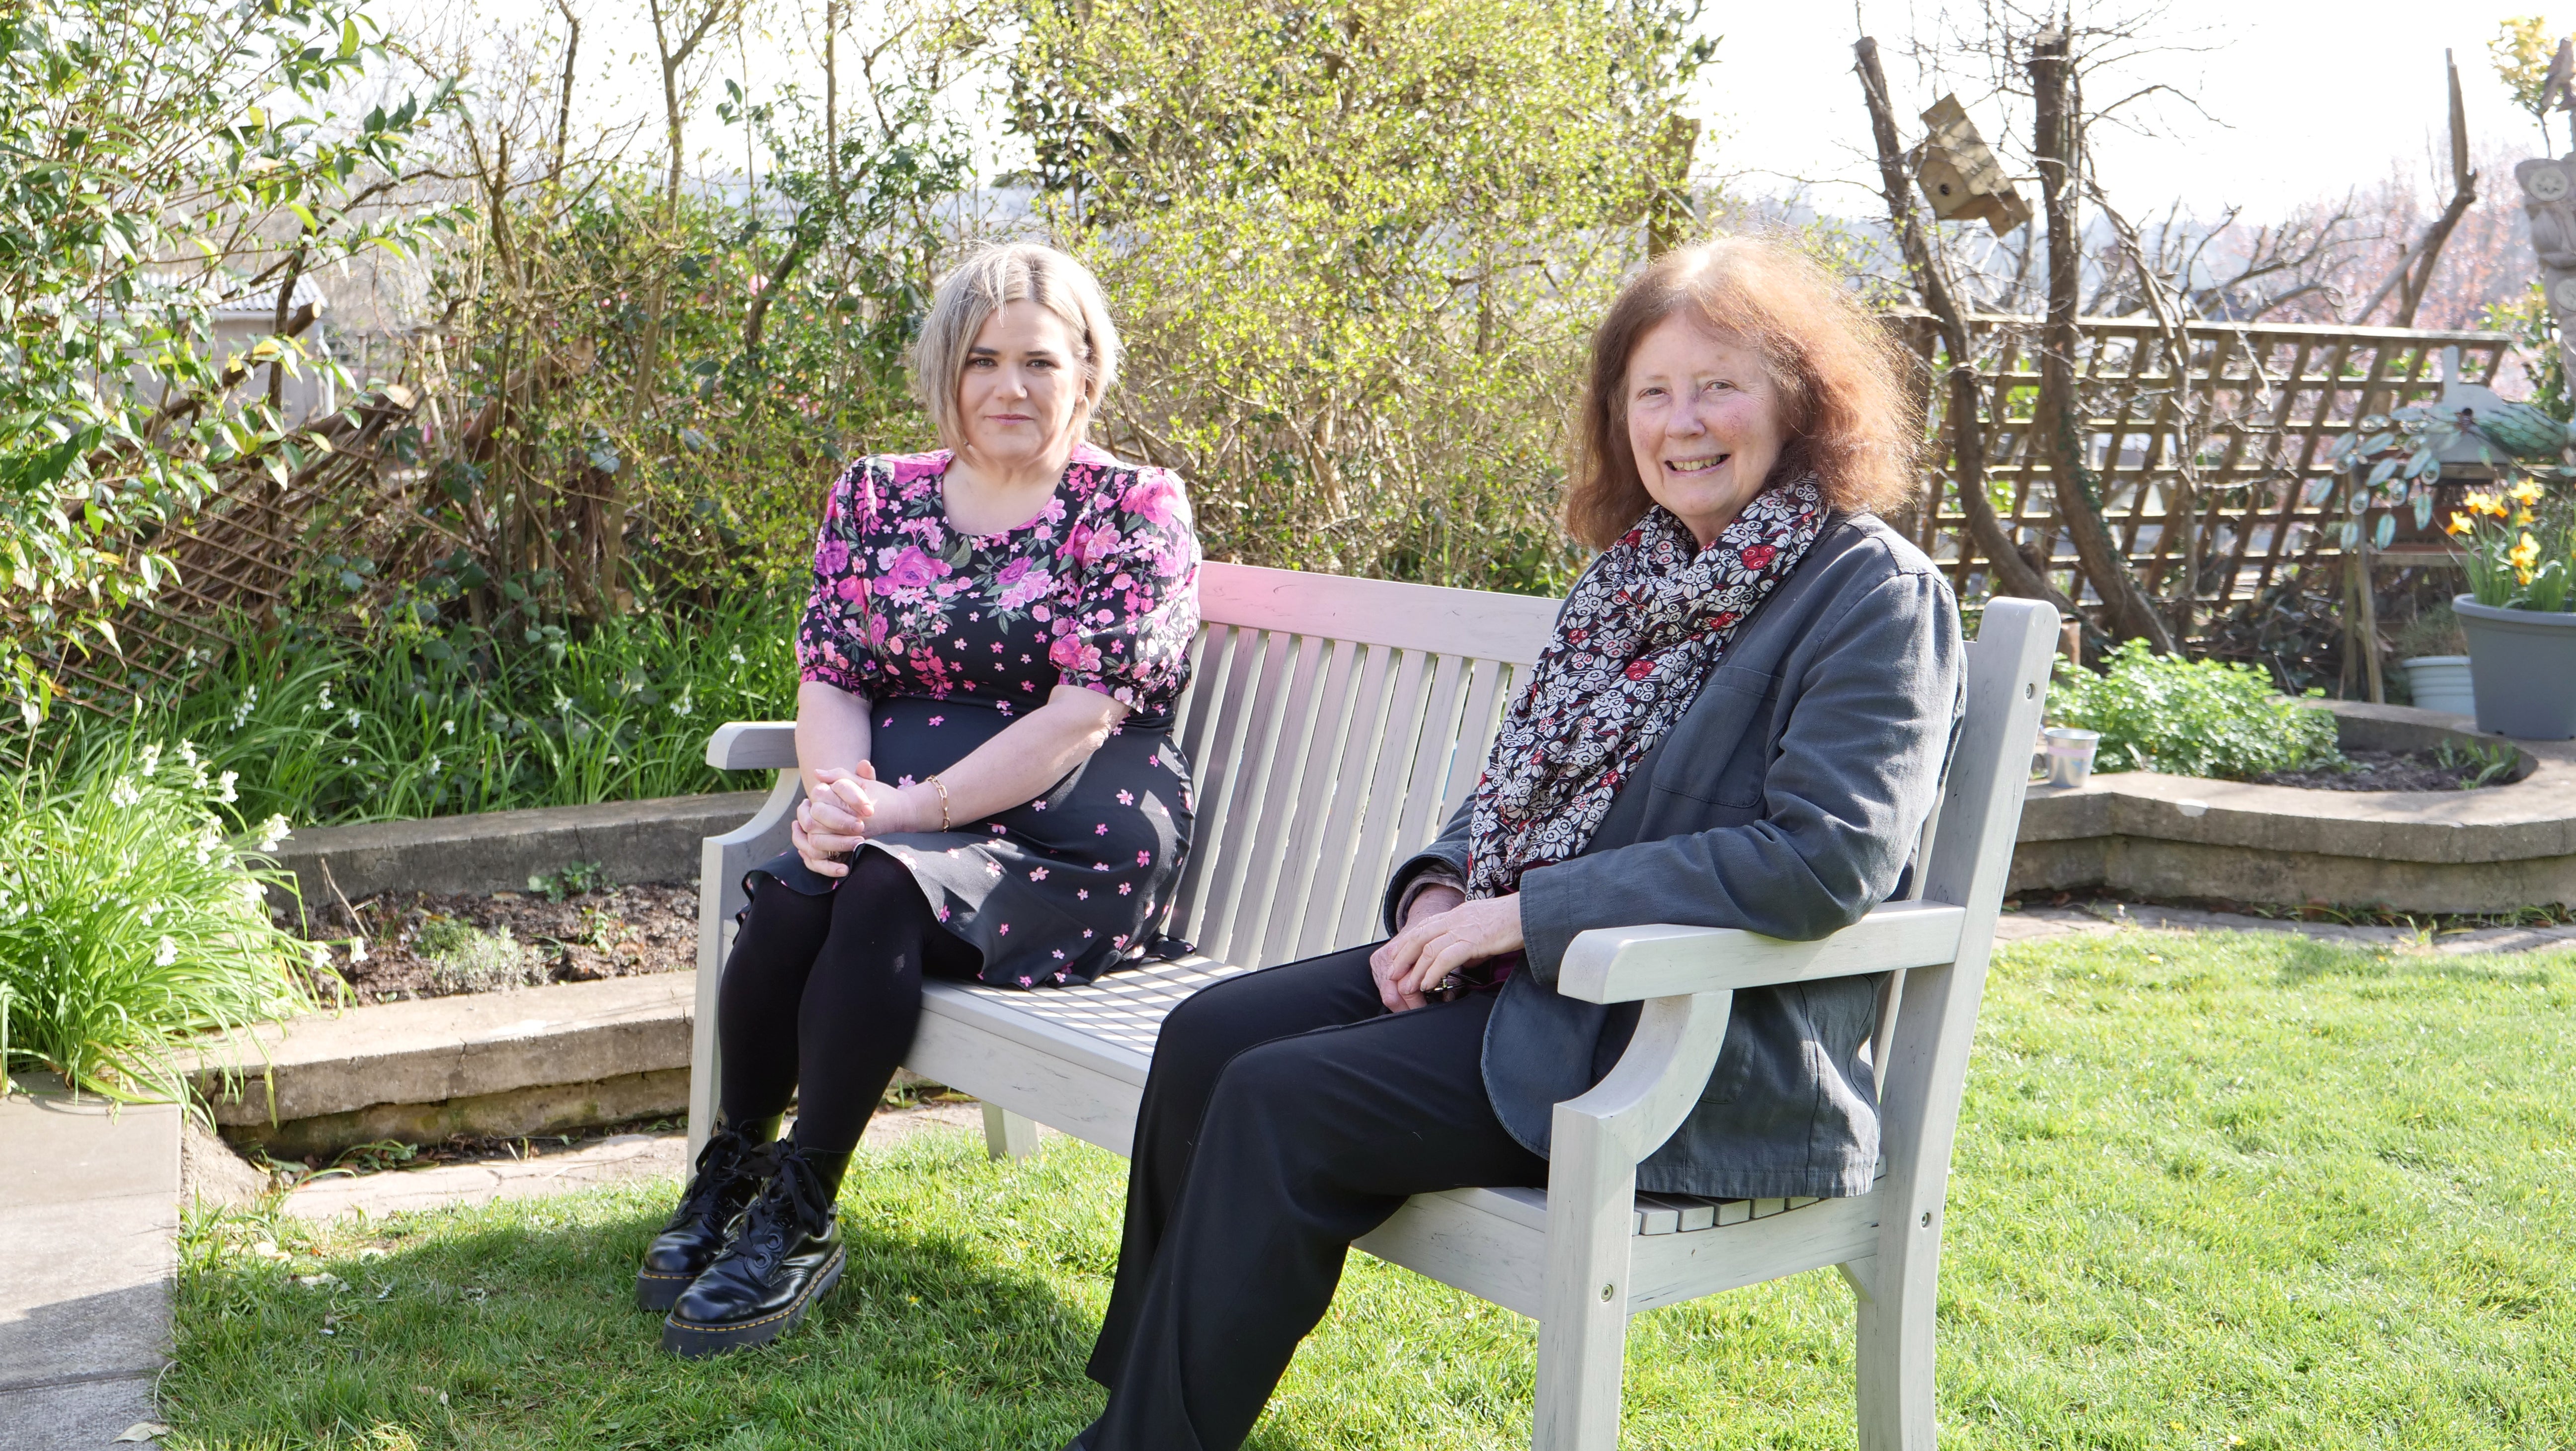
left=2455, top=595, right=2576, bottom=740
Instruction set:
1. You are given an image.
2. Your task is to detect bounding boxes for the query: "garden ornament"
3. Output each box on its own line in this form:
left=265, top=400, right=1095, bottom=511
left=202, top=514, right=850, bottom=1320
left=1916, top=95, right=2031, bottom=238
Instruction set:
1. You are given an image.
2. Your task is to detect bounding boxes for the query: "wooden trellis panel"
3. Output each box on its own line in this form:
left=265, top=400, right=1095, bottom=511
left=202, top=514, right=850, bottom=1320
left=1903, top=314, right=2514, bottom=633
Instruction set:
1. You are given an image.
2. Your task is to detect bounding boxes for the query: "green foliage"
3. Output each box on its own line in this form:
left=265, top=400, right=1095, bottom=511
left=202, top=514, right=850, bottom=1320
left=38, top=593, right=800, bottom=829
left=164, top=929, right=2576, bottom=1449
left=0, top=0, right=453, bottom=719
left=526, top=862, right=606, bottom=902
left=2492, top=16, right=2576, bottom=138
left=2051, top=639, right=2344, bottom=780
left=1012, top=0, right=1712, bottom=593
left=413, top=918, right=541, bottom=995
left=0, top=740, right=315, bottom=1101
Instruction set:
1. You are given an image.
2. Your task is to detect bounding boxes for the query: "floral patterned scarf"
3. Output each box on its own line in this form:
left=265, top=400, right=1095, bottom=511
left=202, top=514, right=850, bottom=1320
left=1464, top=474, right=1827, bottom=899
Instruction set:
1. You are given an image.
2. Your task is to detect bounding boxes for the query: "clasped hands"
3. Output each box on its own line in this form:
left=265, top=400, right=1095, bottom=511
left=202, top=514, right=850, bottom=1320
left=1368, top=883, right=1524, bottom=1014
left=790, top=764, right=920, bottom=878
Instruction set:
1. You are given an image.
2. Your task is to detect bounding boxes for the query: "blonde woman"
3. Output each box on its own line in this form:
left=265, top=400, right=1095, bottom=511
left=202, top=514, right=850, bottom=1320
left=642, top=243, right=1201, bottom=1357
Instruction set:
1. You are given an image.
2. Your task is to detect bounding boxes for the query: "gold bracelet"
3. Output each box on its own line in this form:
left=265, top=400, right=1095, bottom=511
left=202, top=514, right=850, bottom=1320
left=925, top=773, right=952, bottom=831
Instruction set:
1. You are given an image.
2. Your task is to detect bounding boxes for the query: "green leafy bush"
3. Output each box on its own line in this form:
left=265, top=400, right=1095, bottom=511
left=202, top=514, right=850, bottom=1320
left=0, top=741, right=316, bottom=1101
left=413, top=918, right=540, bottom=995
left=2049, top=641, right=2344, bottom=781
left=40, top=591, right=798, bottom=829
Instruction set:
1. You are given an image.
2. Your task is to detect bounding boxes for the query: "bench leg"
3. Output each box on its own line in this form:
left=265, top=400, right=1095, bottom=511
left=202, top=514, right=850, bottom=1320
left=1532, top=1131, right=1634, bottom=1450
left=980, top=1102, right=1041, bottom=1160
left=1848, top=1253, right=1936, bottom=1451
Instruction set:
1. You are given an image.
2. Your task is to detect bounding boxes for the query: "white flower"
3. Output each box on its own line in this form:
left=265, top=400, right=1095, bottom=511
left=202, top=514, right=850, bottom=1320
left=344, top=709, right=361, bottom=729
left=138, top=744, right=162, bottom=778
left=256, top=814, right=291, bottom=852
left=442, top=720, right=456, bottom=735
left=240, top=880, right=266, bottom=903
left=671, top=688, right=693, bottom=719
left=727, top=645, right=746, bottom=665
left=347, top=938, right=369, bottom=963
left=309, top=942, right=332, bottom=971
left=427, top=756, right=442, bottom=777
left=317, top=684, right=333, bottom=712
left=339, top=756, right=355, bottom=767
left=108, top=778, right=142, bottom=808
left=216, top=771, right=238, bottom=803
left=231, top=685, right=258, bottom=731
left=154, top=936, right=178, bottom=967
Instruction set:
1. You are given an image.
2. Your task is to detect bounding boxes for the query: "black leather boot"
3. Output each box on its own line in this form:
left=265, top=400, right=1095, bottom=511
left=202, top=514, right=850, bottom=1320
left=634, top=1117, right=779, bottom=1311
left=660, top=1143, right=850, bottom=1357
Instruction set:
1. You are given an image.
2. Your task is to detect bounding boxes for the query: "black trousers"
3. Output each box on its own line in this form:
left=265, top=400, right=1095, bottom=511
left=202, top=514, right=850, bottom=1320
left=1081, top=944, right=1547, bottom=1451
left=716, top=850, right=977, bottom=1152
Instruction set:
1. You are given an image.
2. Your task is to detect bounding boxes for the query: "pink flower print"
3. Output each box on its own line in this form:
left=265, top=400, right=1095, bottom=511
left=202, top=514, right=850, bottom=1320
left=1094, top=824, right=1109, bottom=835
left=1049, top=635, right=1104, bottom=673
left=1051, top=950, right=1066, bottom=960
left=865, top=613, right=889, bottom=648
left=996, top=557, right=1033, bottom=587
left=985, top=860, right=1003, bottom=877
left=1033, top=604, right=1051, bottom=622
left=1119, top=472, right=1183, bottom=526
left=817, top=539, right=851, bottom=575
left=1033, top=800, right=1046, bottom=811
left=897, top=775, right=915, bottom=787
left=936, top=905, right=951, bottom=921
left=992, top=642, right=1004, bottom=652
left=929, top=715, right=944, bottom=726
left=1083, top=928, right=1094, bottom=938
left=998, top=922, right=1010, bottom=935
left=1119, top=883, right=1133, bottom=895
left=1137, top=850, right=1153, bottom=866
left=1030, top=867, right=1049, bottom=881
left=1114, top=933, right=1128, bottom=947
left=1070, top=523, right=1123, bottom=567
left=878, top=546, right=949, bottom=592
left=1077, top=888, right=1090, bottom=900
left=836, top=574, right=870, bottom=602
left=1112, top=572, right=1133, bottom=591
left=1052, top=970, right=1069, bottom=983
left=1117, top=790, right=1134, bottom=806
left=991, top=824, right=1008, bottom=835
left=883, top=717, right=894, bottom=727
left=1018, top=974, right=1035, bottom=986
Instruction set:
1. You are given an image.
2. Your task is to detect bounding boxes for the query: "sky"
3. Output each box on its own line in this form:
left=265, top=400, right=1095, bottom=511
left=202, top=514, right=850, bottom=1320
left=462, top=0, right=2576, bottom=221
left=1706, top=0, right=2573, bottom=217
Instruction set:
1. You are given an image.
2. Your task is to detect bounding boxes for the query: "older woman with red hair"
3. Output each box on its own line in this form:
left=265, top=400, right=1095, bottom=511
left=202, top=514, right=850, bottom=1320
left=1066, top=235, right=1964, bottom=1451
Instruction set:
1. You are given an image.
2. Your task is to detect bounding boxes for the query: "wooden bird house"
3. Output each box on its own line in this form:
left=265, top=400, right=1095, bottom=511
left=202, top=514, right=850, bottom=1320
left=1917, top=94, right=2031, bottom=237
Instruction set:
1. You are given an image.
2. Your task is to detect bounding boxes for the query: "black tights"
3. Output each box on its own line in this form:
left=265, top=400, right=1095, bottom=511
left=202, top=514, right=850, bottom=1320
left=716, top=850, right=977, bottom=1153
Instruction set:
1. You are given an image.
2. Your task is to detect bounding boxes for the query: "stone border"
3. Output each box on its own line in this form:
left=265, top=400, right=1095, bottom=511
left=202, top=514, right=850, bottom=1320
left=2013, top=702, right=2576, bottom=912
left=267, top=787, right=772, bottom=907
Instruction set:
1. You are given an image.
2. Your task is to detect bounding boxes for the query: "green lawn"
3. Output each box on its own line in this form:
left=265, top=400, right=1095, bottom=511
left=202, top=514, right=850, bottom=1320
left=165, top=930, right=2576, bottom=1450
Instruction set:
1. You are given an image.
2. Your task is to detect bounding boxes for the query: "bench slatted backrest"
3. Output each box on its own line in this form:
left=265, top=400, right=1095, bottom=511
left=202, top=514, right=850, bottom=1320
left=1166, top=564, right=1560, bottom=969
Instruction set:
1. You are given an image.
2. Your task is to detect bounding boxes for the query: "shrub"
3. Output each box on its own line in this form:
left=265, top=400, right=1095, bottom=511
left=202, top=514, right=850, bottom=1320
left=413, top=918, right=542, bottom=995
left=2049, top=641, right=2344, bottom=781
left=0, top=741, right=316, bottom=1101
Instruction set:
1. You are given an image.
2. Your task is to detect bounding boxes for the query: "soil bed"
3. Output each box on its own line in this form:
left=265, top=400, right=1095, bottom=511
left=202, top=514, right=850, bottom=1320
left=2255, top=747, right=2524, bottom=792
left=293, top=881, right=698, bottom=1004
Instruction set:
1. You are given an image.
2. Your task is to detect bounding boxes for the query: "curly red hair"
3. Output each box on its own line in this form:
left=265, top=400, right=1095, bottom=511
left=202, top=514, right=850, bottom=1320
left=1564, top=236, right=1919, bottom=550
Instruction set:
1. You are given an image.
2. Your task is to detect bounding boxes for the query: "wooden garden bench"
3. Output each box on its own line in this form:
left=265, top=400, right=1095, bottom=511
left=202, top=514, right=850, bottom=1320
left=687, top=561, right=2056, bottom=1450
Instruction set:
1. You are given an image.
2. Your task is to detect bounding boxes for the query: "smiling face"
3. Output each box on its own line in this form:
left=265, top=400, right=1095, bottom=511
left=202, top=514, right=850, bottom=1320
left=1622, top=313, right=1791, bottom=550
left=955, top=298, right=1090, bottom=481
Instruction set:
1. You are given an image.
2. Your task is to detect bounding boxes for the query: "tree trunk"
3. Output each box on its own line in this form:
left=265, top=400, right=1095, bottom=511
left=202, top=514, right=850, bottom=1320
left=1852, top=38, right=2072, bottom=613
left=2029, top=28, right=2174, bottom=651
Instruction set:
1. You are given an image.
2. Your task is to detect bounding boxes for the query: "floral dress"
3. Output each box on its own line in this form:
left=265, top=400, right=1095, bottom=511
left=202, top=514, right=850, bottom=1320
left=758, top=443, right=1202, bottom=989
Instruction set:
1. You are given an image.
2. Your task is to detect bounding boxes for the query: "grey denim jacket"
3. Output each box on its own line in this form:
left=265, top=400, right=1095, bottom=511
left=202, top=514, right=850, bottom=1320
left=1383, top=512, right=1963, bottom=1200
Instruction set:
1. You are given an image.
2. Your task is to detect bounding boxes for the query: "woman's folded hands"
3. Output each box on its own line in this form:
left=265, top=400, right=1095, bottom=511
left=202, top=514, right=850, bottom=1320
left=1369, top=888, right=1524, bottom=1013
left=791, top=764, right=915, bottom=876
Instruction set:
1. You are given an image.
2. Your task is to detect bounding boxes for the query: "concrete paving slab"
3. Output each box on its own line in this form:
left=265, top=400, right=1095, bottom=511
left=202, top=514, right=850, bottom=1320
left=0, top=1375, right=163, bottom=1450
left=186, top=972, right=694, bottom=1129
left=0, top=1081, right=177, bottom=1450
left=267, top=788, right=768, bottom=904
left=281, top=1102, right=992, bottom=1221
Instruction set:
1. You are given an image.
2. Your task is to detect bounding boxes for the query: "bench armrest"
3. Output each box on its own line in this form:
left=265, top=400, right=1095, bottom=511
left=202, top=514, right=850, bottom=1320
left=707, top=721, right=799, bottom=770
left=1555, top=900, right=1966, bottom=1004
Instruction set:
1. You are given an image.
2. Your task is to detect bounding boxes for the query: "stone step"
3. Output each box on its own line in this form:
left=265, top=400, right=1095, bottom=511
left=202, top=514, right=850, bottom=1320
left=268, top=788, right=771, bottom=907
left=186, top=973, right=697, bottom=1158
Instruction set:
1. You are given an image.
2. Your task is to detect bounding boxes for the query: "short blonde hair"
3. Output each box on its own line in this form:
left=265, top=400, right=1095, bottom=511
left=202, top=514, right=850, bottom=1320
left=915, top=243, right=1122, bottom=450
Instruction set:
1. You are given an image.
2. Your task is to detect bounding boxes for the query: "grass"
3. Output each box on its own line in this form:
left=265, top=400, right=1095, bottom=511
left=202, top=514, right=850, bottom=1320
left=24, top=593, right=800, bottom=831
left=164, top=929, right=2576, bottom=1450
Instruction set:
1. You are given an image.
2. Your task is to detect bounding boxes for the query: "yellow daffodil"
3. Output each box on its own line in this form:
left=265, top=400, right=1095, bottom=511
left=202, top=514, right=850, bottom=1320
left=2463, top=489, right=2511, bottom=518
left=2509, top=479, right=2547, bottom=505
left=2444, top=511, right=2474, bottom=536
left=2518, top=506, right=2538, bottom=525
left=2510, top=531, right=2542, bottom=585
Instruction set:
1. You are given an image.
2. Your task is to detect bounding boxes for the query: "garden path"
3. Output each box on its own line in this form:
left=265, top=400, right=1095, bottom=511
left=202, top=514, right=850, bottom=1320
left=277, top=1101, right=995, bottom=1221
left=1998, top=901, right=2576, bottom=953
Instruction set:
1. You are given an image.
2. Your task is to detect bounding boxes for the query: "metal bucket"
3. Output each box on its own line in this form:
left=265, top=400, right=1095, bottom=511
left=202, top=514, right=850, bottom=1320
left=2041, top=727, right=2101, bottom=788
